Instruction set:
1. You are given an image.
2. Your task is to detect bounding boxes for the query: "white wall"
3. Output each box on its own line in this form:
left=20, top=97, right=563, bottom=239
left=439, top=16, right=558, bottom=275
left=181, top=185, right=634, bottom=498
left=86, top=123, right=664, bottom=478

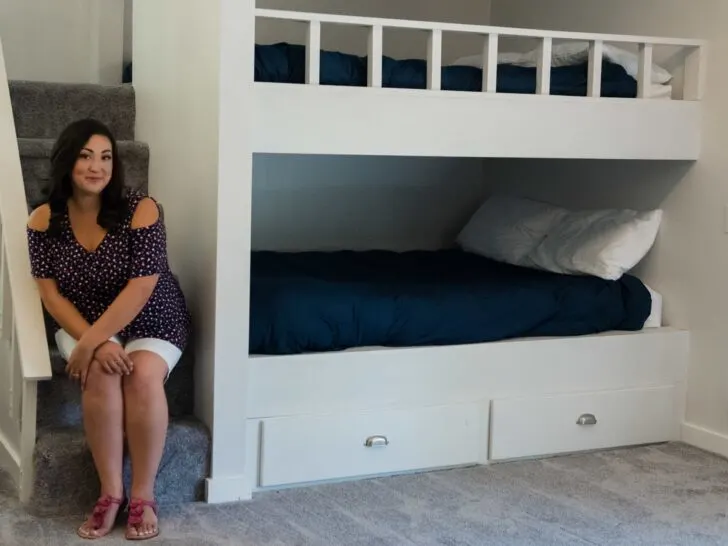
left=253, top=155, right=486, bottom=251
left=252, top=0, right=491, bottom=252
left=0, top=0, right=125, bottom=84
left=489, top=0, right=728, bottom=451
left=133, top=0, right=254, bottom=501
left=124, top=0, right=133, bottom=64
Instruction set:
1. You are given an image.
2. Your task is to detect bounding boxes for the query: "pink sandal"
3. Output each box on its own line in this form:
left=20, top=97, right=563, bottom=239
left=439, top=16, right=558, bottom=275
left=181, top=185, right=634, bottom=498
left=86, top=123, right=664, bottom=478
left=77, top=494, right=125, bottom=539
left=125, top=498, right=160, bottom=541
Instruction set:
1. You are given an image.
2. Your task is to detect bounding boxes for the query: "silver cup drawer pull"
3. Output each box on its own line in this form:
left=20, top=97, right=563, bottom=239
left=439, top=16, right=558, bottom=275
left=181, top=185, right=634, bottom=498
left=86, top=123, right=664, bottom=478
left=576, top=413, right=597, bottom=426
left=364, top=435, right=389, bottom=448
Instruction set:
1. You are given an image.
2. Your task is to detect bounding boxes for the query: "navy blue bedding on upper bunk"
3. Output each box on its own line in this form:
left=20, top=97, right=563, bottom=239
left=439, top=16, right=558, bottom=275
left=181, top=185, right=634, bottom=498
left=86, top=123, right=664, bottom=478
left=123, top=43, right=638, bottom=97
left=249, top=249, right=652, bottom=355
left=254, top=42, right=639, bottom=97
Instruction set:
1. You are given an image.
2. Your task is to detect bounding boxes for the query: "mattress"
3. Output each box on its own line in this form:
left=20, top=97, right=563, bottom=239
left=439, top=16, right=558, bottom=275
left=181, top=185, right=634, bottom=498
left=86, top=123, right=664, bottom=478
left=254, top=43, right=641, bottom=97
left=249, top=249, right=653, bottom=355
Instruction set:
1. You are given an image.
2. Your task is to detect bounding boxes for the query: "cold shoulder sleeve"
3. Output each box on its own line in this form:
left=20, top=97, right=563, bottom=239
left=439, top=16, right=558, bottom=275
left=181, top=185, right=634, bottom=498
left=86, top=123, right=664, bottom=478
left=128, top=220, right=168, bottom=278
left=26, top=227, right=54, bottom=279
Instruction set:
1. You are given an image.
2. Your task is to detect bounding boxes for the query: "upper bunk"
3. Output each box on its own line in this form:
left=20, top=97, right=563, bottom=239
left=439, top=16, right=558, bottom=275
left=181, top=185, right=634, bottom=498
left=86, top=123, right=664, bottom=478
left=251, top=9, right=706, bottom=160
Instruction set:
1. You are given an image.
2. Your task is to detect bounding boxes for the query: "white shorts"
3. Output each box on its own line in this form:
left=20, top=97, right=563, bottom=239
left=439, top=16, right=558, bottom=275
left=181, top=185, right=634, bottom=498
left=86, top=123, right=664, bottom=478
left=55, top=329, right=183, bottom=375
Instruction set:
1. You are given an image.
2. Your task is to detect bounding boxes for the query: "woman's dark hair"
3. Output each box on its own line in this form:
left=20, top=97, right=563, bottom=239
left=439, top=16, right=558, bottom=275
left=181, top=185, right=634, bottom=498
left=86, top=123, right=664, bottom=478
left=46, top=118, right=127, bottom=237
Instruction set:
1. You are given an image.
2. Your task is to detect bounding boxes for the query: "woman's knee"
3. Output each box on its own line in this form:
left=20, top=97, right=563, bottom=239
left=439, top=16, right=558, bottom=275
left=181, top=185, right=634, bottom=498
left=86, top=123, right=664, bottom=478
left=122, top=351, right=167, bottom=398
left=84, top=360, right=122, bottom=395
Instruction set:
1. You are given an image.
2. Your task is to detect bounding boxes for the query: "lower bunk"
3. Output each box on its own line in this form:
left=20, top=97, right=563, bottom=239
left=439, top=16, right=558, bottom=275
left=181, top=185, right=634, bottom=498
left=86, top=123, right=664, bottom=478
left=242, top=249, right=687, bottom=493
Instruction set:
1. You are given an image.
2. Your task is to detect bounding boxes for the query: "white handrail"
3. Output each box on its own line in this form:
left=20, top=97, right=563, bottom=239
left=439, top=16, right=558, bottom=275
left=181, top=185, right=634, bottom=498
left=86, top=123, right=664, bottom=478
left=254, top=8, right=706, bottom=47
left=0, top=35, right=51, bottom=503
left=0, top=40, right=51, bottom=382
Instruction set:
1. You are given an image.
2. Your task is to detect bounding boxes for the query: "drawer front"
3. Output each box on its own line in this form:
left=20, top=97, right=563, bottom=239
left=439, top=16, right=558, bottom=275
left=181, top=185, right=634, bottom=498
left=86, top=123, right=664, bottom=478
left=259, top=403, right=482, bottom=487
left=490, top=386, right=677, bottom=461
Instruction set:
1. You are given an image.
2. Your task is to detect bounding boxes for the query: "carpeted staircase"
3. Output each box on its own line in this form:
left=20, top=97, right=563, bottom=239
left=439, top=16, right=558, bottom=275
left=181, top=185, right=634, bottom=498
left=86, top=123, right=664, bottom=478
left=9, top=80, right=210, bottom=516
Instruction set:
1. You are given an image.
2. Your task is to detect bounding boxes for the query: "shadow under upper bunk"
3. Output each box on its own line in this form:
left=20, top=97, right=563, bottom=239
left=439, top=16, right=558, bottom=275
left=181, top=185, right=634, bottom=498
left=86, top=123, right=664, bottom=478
left=253, top=42, right=640, bottom=97
left=249, top=249, right=652, bottom=355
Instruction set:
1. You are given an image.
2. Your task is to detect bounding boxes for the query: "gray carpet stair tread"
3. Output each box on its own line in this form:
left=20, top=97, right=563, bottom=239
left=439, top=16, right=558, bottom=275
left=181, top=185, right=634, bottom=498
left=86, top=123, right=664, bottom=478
left=19, top=138, right=149, bottom=208
left=9, top=80, right=135, bottom=141
left=30, top=417, right=209, bottom=517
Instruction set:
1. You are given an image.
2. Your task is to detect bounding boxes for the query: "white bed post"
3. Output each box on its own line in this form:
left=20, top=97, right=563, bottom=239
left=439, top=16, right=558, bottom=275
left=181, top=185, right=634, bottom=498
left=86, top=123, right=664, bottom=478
left=368, top=25, right=383, bottom=88
left=587, top=40, right=603, bottom=98
left=427, top=29, right=443, bottom=91
left=482, top=33, right=498, bottom=93
left=683, top=45, right=706, bottom=101
left=637, top=43, right=653, bottom=99
left=306, top=20, right=321, bottom=85
left=536, top=37, right=552, bottom=95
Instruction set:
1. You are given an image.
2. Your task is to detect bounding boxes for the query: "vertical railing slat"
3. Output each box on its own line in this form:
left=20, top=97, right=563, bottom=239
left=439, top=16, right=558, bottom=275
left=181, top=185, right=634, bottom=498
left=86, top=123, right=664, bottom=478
left=683, top=45, right=705, bottom=101
left=427, top=29, right=443, bottom=91
left=482, top=34, right=499, bottom=93
left=536, top=37, right=552, bottom=95
left=368, top=25, right=383, bottom=88
left=306, top=20, right=321, bottom=85
left=637, top=43, right=653, bottom=99
left=587, top=40, right=603, bottom=98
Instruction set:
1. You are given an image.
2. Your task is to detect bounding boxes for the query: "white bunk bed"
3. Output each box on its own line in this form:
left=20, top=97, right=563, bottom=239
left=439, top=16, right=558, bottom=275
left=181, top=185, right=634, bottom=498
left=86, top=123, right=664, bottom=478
left=131, top=3, right=706, bottom=502
left=240, top=9, right=703, bottom=495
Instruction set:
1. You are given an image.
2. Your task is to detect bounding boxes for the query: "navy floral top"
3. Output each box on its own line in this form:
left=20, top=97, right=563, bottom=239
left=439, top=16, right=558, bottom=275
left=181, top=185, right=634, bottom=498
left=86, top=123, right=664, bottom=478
left=26, top=191, right=191, bottom=350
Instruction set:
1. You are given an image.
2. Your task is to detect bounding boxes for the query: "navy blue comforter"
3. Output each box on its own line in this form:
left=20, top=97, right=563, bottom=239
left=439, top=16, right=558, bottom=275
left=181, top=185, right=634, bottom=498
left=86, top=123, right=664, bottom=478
left=124, top=43, right=638, bottom=97
left=249, top=250, right=652, bottom=355
left=254, top=42, right=639, bottom=97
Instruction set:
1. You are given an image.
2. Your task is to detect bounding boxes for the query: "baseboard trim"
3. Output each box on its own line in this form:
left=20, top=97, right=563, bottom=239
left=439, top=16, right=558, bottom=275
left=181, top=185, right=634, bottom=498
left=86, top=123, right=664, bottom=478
left=682, top=422, right=728, bottom=459
left=205, top=475, right=253, bottom=504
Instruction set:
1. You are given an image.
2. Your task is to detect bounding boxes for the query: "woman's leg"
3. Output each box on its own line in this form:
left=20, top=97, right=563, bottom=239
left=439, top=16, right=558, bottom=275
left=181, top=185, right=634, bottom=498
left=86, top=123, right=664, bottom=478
left=79, top=359, right=125, bottom=538
left=122, top=350, right=169, bottom=539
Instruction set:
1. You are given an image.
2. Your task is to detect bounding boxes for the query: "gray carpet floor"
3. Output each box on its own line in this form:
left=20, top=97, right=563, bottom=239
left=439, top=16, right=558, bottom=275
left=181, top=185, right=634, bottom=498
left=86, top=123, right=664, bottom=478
left=2, top=442, right=728, bottom=545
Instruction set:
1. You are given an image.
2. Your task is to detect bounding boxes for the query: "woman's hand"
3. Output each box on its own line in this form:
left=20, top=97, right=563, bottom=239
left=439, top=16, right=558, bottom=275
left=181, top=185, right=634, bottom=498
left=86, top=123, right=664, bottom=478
left=94, top=341, right=134, bottom=375
left=65, top=341, right=96, bottom=389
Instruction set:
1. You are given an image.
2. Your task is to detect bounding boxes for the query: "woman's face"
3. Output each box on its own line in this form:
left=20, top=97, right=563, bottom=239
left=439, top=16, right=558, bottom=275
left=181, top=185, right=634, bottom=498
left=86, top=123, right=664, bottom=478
left=71, top=134, right=113, bottom=195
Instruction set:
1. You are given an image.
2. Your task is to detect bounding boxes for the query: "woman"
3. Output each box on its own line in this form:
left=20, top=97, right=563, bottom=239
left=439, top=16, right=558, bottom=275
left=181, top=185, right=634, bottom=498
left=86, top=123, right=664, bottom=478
left=26, top=119, right=191, bottom=540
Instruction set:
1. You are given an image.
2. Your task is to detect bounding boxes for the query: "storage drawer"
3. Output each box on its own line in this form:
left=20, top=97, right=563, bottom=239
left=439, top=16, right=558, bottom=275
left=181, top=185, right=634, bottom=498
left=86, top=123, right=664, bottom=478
left=489, top=386, right=677, bottom=461
left=259, top=403, right=482, bottom=487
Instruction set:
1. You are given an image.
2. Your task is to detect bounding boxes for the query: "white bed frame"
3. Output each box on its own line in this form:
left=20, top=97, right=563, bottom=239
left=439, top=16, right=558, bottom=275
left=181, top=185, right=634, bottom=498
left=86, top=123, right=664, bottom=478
left=131, top=2, right=705, bottom=504
left=253, top=9, right=706, bottom=159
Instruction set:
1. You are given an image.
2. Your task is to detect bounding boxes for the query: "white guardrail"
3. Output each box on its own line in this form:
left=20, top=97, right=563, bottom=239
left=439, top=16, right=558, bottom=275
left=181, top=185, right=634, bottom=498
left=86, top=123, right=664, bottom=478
left=255, top=9, right=706, bottom=101
left=0, top=37, right=52, bottom=503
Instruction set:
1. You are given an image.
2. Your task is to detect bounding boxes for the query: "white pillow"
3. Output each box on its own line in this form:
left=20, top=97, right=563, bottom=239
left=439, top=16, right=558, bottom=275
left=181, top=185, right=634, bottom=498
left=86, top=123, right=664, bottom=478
left=454, top=41, right=673, bottom=85
left=529, top=208, right=663, bottom=280
left=456, top=195, right=567, bottom=266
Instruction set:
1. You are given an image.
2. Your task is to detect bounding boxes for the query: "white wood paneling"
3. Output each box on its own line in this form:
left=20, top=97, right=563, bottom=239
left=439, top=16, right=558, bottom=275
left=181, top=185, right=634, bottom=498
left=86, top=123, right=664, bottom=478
left=490, top=386, right=677, bottom=460
left=248, top=328, right=689, bottom=418
left=259, top=403, right=482, bottom=487
left=252, top=84, right=701, bottom=159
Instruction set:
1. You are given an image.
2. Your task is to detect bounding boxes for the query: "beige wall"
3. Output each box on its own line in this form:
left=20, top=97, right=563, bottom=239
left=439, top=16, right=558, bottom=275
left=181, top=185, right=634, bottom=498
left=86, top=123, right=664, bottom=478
left=490, top=0, right=727, bottom=440
left=0, top=0, right=125, bottom=84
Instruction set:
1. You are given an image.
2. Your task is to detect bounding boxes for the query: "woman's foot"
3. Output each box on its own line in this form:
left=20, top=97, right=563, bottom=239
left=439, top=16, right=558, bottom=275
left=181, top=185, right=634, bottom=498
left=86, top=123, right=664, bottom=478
left=125, top=498, right=159, bottom=541
left=77, top=494, right=124, bottom=539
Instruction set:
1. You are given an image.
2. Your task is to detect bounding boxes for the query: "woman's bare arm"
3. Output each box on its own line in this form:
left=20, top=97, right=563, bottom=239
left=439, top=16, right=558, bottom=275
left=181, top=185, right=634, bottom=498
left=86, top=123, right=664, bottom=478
left=28, top=205, right=91, bottom=340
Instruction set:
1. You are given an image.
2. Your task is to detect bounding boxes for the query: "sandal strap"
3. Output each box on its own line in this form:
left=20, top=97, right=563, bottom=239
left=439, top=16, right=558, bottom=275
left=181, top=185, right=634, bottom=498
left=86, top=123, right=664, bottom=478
left=89, top=495, right=124, bottom=530
left=127, top=498, right=158, bottom=526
